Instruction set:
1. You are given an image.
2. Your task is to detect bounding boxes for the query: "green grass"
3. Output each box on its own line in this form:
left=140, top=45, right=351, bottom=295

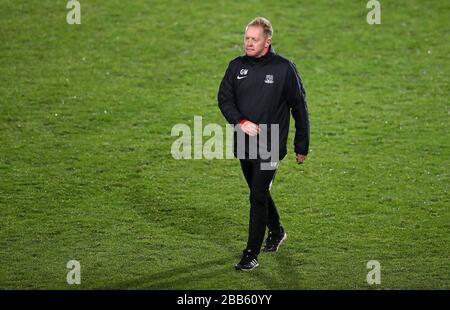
left=0, top=0, right=448, bottom=289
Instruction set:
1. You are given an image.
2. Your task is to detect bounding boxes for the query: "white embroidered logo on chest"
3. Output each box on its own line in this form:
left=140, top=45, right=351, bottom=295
left=264, top=74, right=274, bottom=84
left=237, top=69, right=249, bottom=80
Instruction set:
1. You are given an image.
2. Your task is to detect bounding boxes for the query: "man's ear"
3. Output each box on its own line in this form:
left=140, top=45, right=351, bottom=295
left=265, top=37, right=272, bottom=48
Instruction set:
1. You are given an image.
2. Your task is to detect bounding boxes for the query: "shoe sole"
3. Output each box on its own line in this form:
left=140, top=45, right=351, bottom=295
left=275, top=232, right=287, bottom=252
left=263, top=232, right=287, bottom=252
left=235, top=262, right=259, bottom=271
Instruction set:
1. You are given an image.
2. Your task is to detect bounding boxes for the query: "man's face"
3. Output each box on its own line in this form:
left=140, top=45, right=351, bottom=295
left=244, top=25, right=271, bottom=58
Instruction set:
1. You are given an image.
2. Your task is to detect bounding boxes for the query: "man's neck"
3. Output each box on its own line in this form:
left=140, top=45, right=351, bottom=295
left=256, top=47, right=270, bottom=58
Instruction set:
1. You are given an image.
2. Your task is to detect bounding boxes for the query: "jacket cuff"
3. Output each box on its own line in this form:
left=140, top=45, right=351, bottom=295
left=294, top=145, right=308, bottom=155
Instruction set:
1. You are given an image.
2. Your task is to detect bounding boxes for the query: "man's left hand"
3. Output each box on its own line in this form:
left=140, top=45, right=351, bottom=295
left=296, top=154, right=307, bottom=164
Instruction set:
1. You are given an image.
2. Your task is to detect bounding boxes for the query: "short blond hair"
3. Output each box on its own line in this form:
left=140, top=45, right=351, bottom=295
left=246, top=17, right=273, bottom=39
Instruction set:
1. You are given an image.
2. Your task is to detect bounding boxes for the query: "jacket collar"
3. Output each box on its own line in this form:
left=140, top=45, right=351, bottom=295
left=244, top=45, right=275, bottom=64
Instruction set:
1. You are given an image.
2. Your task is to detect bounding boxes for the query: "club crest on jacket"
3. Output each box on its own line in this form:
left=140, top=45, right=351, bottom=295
left=264, top=74, right=274, bottom=84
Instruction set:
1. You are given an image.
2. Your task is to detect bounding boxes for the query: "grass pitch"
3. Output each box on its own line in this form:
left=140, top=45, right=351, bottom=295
left=0, top=0, right=448, bottom=289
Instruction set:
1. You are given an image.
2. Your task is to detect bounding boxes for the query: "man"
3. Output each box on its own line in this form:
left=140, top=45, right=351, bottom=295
left=218, top=17, right=310, bottom=271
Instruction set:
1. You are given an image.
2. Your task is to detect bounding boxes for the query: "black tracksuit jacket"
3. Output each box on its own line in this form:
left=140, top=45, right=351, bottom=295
left=218, top=46, right=310, bottom=161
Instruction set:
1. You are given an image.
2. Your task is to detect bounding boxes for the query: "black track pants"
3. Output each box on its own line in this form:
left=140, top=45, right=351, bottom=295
left=239, top=159, right=281, bottom=255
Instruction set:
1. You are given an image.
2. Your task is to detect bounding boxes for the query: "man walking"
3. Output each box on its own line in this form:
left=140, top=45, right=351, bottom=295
left=218, top=17, right=310, bottom=271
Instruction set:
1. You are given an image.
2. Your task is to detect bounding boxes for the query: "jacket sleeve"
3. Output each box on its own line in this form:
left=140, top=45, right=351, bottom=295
left=218, top=62, right=244, bottom=124
left=285, top=62, right=310, bottom=155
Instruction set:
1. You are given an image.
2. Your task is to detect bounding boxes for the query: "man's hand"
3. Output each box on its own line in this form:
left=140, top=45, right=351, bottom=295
left=240, top=119, right=260, bottom=136
left=296, top=154, right=307, bottom=164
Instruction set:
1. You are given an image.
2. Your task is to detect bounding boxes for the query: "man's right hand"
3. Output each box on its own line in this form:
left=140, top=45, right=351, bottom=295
left=240, top=119, right=260, bottom=136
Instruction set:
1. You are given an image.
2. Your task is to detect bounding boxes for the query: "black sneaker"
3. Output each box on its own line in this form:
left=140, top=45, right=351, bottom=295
left=263, top=226, right=287, bottom=252
left=235, top=249, right=259, bottom=271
